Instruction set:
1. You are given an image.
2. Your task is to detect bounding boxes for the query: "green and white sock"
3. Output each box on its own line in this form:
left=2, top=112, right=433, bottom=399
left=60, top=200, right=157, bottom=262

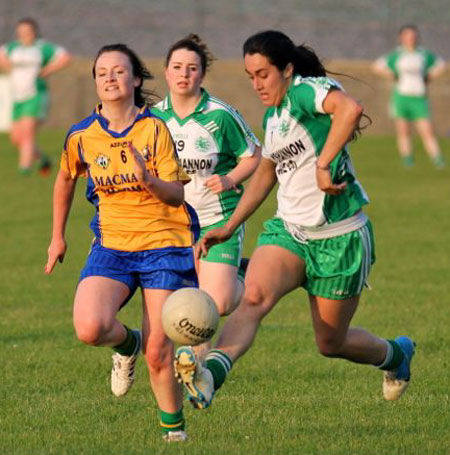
left=18, top=167, right=32, bottom=176
left=205, top=349, right=233, bottom=390
left=112, top=326, right=138, bottom=356
left=402, top=155, right=414, bottom=167
left=377, top=339, right=405, bottom=371
left=159, top=408, right=185, bottom=434
left=433, top=154, right=445, bottom=168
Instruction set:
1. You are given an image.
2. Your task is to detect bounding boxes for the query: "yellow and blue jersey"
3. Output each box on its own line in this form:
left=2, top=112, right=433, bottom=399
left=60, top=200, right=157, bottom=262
left=61, top=105, right=199, bottom=252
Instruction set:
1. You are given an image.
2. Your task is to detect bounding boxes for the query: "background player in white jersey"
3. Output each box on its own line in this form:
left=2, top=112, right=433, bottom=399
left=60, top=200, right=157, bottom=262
left=174, top=30, right=415, bottom=413
left=153, top=35, right=260, bottom=321
left=0, top=18, right=72, bottom=175
left=373, top=25, right=445, bottom=168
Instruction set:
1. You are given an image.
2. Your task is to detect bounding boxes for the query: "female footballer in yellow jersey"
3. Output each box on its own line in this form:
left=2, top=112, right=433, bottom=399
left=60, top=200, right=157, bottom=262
left=45, top=44, right=198, bottom=442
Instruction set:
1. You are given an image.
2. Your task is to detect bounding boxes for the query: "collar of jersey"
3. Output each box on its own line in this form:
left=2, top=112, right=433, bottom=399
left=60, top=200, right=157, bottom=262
left=93, top=104, right=149, bottom=138
left=163, top=88, right=209, bottom=125
left=398, top=45, right=422, bottom=54
left=275, top=80, right=295, bottom=116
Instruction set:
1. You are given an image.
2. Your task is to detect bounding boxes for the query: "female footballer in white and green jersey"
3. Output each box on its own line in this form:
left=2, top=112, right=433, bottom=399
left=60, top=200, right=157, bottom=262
left=373, top=25, right=445, bottom=168
left=153, top=35, right=260, bottom=317
left=174, top=31, right=416, bottom=412
left=0, top=18, right=71, bottom=174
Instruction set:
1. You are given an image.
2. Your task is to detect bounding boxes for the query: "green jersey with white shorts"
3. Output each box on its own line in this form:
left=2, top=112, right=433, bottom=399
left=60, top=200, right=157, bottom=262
left=374, top=47, right=444, bottom=120
left=153, top=89, right=260, bottom=266
left=259, top=75, right=374, bottom=299
left=1, top=39, right=65, bottom=120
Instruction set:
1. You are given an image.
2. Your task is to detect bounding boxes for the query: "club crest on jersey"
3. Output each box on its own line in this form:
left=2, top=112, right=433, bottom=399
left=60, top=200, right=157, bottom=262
left=279, top=120, right=290, bottom=138
left=141, top=145, right=151, bottom=161
left=195, top=137, right=210, bottom=152
left=94, top=153, right=111, bottom=170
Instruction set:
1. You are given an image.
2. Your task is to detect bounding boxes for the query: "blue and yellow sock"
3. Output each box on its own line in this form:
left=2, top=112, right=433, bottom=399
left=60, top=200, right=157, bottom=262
left=159, top=408, right=185, bottom=434
left=205, top=349, right=233, bottom=390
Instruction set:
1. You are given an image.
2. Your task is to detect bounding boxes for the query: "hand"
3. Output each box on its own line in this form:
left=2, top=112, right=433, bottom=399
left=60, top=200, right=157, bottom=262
left=315, top=166, right=347, bottom=195
left=204, top=175, right=240, bottom=194
left=45, top=238, right=67, bottom=274
left=128, top=142, right=151, bottom=185
left=38, top=68, right=49, bottom=79
left=195, top=226, right=233, bottom=259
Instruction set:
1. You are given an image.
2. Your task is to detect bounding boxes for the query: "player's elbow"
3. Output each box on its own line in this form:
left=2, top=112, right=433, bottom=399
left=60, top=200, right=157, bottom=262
left=349, top=100, right=364, bottom=122
left=167, top=183, right=184, bottom=207
left=167, top=198, right=183, bottom=207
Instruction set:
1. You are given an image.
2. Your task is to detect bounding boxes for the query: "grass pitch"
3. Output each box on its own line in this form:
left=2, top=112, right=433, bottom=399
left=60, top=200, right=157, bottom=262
left=0, top=130, right=449, bottom=455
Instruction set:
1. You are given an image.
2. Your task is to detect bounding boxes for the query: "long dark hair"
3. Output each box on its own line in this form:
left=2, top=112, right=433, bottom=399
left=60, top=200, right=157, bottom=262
left=243, top=30, right=371, bottom=138
left=92, top=44, right=157, bottom=107
left=165, top=33, right=215, bottom=75
left=243, top=30, right=326, bottom=77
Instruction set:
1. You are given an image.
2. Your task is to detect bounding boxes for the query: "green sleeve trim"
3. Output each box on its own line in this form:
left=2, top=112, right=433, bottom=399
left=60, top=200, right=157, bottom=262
left=291, top=83, right=320, bottom=117
left=3, top=41, right=20, bottom=55
left=386, top=51, right=399, bottom=77
left=422, top=48, right=438, bottom=72
left=40, top=41, right=58, bottom=66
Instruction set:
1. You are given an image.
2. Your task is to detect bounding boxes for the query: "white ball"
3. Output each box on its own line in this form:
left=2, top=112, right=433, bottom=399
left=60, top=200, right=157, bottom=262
left=162, top=288, right=220, bottom=346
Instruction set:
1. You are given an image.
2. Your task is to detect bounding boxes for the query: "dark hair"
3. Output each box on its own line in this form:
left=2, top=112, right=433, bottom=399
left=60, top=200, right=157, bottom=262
left=92, top=43, right=156, bottom=107
left=399, top=24, right=418, bottom=34
left=165, top=34, right=215, bottom=75
left=243, top=30, right=326, bottom=77
left=243, top=30, right=371, bottom=140
left=16, top=17, right=40, bottom=37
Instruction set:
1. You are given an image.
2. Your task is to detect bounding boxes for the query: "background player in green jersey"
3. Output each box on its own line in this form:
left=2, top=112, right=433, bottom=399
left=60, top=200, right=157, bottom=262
left=0, top=18, right=72, bottom=175
left=153, top=35, right=260, bottom=322
left=373, top=25, right=445, bottom=168
left=174, top=30, right=415, bottom=413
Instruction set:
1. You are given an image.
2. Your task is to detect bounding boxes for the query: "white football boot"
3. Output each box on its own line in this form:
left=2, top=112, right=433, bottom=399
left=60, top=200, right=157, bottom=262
left=174, top=346, right=215, bottom=409
left=162, top=430, right=188, bottom=442
left=111, top=329, right=141, bottom=397
left=383, top=336, right=416, bottom=401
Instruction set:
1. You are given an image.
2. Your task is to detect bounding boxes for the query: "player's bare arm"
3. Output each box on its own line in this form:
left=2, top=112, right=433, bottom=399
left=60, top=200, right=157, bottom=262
left=198, top=157, right=276, bottom=258
left=315, top=90, right=363, bottom=195
left=204, top=146, right=261, bottom=194
left=45, top=169, right=77, bottom=274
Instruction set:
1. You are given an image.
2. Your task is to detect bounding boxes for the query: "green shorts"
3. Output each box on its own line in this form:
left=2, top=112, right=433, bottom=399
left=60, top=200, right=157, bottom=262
left=200, top=219, right=244, bottom=267
left=390, top=92, right=430, bottom=121
left=12, top=92, right=48, bottom=121
left=257, top=217, right=375, bottom=300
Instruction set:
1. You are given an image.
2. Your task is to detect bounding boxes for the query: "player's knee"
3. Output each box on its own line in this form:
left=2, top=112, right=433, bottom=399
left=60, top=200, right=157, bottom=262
left=242, top=283, right=274, bottom=318
left=144, top=341, right=172, bottom=373
left=214, top=292, right=237, bottom=316
left=74, top=318, right=109, bottom=346
left=315, top=334, right=345, bottom=358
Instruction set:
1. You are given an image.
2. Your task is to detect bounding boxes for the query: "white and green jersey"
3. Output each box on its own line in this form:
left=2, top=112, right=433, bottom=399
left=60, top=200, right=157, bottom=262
left=153, top=89, right=259, bottom=227
left=1, top=39, right=64, bottom=102
left=262, top=75, right=368, bottom=228
left=375, top=47, right=444, bottom=96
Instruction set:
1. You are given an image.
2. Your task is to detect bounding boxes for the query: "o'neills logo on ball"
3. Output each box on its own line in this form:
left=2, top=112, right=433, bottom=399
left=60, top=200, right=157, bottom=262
left=177, top=318, right=215, bottom=340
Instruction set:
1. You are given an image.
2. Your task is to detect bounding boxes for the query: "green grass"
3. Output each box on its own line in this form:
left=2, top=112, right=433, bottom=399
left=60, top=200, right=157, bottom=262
left=1, top=130, right=449, bottom=455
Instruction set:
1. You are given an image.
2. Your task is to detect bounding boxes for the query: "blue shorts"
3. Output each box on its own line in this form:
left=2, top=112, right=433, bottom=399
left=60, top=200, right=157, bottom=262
left=79, top=242, right=198, bottom=303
